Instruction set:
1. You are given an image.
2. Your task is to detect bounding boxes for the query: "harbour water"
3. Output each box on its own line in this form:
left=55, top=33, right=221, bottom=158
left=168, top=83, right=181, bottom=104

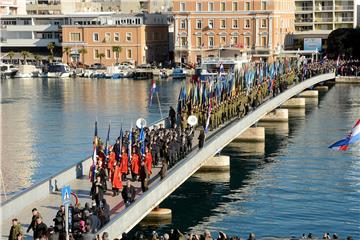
left=1, top=78, right=360, bottom=238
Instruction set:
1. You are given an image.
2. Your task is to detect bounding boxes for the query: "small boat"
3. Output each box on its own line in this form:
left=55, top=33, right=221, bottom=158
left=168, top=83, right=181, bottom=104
left=14, top=64, right=41, bottom=78
left=172, top=68, right=186, bottom=80
left=40, top=63, right=72, bottom=78
left=0, top=63, right=18, bottom=79
left=104, top=66, right=130, bottom=79
left=132, top=69, right=153, bottom=80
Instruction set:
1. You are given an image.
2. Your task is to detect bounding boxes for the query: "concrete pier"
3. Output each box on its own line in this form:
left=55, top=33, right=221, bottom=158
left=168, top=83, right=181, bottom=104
left=226, top=141, right=265, bottom=156
left=145, top=208, right=172, bottom=220
left=298, top=90, right=318, bottom=98
left=281, top=98, right=306, bottom=109
left=314, top=86, right=329, bottom=92
left=260, top=109, right=288, bottom=122
left=335, top=76, right=360, bottom=83
left=288, top=108, right=306, bottom=118
left=201, top=155, right=230, bottom=171
left=258, top=122, right=289, bottom=136
left=236, top=127, right=265, bottom=142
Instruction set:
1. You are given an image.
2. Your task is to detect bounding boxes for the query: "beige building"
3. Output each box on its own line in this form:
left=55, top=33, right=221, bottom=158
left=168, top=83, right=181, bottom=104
left=293, top=0, right=357, bottom=50
left=61, top=13, right=169, bottom=66
left=0, top=0, right=26, bottom=15
left=173, top=0, right=295, bottom=64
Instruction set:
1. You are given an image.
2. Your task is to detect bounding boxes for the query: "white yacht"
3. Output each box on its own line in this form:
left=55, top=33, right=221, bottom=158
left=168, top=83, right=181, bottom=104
left=40, top=63, right=72, bottom=78
left=14, top=64, right=42, bottom=78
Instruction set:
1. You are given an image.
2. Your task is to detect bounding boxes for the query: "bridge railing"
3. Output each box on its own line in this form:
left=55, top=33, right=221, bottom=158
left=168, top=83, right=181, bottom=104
left=0, top=117, right=170, bottom=221
left=98, top=72, right=336, bottom=238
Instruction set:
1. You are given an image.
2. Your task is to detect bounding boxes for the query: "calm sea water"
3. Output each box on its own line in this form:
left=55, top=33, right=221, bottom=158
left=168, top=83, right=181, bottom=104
left=1, top=78, right=359, bottom=238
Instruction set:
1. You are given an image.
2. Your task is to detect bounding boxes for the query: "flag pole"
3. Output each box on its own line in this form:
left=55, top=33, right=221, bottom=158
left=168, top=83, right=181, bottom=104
left=156, top=92, right=163, bottom=119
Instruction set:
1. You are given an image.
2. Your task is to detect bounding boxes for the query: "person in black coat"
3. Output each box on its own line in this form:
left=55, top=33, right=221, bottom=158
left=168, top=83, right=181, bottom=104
left=169, top=106, right=176, bottom=128
left=121, top=180, right=136, bottom=206
left=90, top=176, right=104, bottom=207
left=139, top=162, right=149, bottom=192
left=198, top=128, right=205, bottom=149
left=34, top=217, right=47, bottom=239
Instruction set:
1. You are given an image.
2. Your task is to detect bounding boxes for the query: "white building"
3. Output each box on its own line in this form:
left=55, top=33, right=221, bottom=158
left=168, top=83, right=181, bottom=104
left=0, top=0, right=26, bottom=15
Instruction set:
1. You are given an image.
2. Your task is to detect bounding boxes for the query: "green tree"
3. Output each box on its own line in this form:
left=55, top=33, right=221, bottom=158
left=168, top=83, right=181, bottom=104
left=47, top=42, right=55, bottom=62
left=112, top=46, right=122, bottom=64
left=20, top=51, right=31, bottom=64
left=326, top=28, right=360, bottom=59
left=48, top=55, right=54, bottom=63
left=63, top=46, right=71, bottom=64
left=33, top=54, right=42, bottom=66
left=96, top=52, right=105, bottom=65
left=7, top=51, right=15, bottom=63
left=78, top=47, right=87, bottom=66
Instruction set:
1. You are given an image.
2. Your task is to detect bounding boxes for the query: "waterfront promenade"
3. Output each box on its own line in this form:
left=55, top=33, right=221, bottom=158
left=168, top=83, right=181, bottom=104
left=1, top=73, right=337, bottom=239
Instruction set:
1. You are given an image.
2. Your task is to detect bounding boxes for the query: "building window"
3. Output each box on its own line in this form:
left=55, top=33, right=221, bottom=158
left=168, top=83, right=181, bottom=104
left=196, top=20, right=202, bottom=29
left=106, top=49, right=111, bottom=59
left=114, top=32, right=120, bottom=42
left=231, top=36, right=238, bottom=46
left=180, top=2, right=185, bottom=12
left=105, top=32, right=111, bottom=42
left=196, top=36, right=202, bottom=48
left=180, top=19, right=186, bottom=29
left=94, top=49, right=99, bottom=59
left=220, top=36, right=226, bottom=46
left=220, top=19, right=226, bottom=29
left=126, top=49, right=132, bottom=59
left=93, top=33, right=99, bottom=42
left=261, top=1, right=267, bottom=10
left=232, top=19, right=238, bottom=29
left=244, top=36, right=250, bottom=48
left=180, top=36, right=187, bottom=46
left=245, top=1, right=250, bottom=11
left=70, top=33, right=81, bottom=42
left=261, top=36, right=267, bottom=47
left=126, top=32, right=132, bottom=42
left=208, top=2, right=214, bottom=11
left=261, top=19, right=267, bottom=28
left=196, top=2, right=201, bottom=12
left=208, top=36, right=214, bottom=48
left=208, top=19, right=214, bottom=29
left=244, top=19, right=250, bottom=28
left=220, top=2, right=226, bottom=11
left=232, top=2, right=238, bottom=11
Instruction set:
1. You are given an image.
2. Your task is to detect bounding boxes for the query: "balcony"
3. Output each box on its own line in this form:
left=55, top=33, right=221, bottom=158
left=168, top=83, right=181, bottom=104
left=315, top=17, right=333, bottom=23
left=335, top=5, right=354, bottom=11
left=335, top=17, right=354, bottom=22
left=175, top=45, right=189, bottom=51
left=315, top=6, right=333, bottom=11
left=5, top=24, right=59, bottom=32
left=0, top=38, right=60, bottom=47
left=295, top=6, right=313, bottom=12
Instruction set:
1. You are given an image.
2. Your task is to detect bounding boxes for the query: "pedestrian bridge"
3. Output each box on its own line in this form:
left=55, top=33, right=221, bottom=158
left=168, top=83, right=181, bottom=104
left=0, top=73, right=335, bottom=239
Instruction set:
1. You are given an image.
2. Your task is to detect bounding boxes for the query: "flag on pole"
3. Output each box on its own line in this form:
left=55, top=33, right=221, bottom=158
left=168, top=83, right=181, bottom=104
left=205, top=100, right=212, bottom=133
left=139, top=126, right=145, bottom=156
left=329, top=119, right=360, bottom=151
left=104, top=123, right=110, bottom=159
left=149, top=79, right=157, bottom=107
left=119, top=124, right=123, bottom=158
left=128, top=125, right=132, bottom=162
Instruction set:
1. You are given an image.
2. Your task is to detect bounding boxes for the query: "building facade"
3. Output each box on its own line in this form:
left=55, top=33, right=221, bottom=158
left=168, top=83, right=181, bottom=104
left=0, top=0, right=26, bottom=15
left=173, top=0, right=295, bottom=64
left=293, top=0, right=357, bottom=50
left=61, top=13, right=169, bottom=66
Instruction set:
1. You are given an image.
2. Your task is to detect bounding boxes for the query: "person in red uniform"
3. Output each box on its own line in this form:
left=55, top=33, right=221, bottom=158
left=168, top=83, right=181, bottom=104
left=108, top=148, right=116, bottom=181
left=145, top=147, right=152, bottom=175
left=120, top=146, right=128, bottom=181
left=112, top=162, right=123, bottom=196
left=131, top=148, right=140, bottom=181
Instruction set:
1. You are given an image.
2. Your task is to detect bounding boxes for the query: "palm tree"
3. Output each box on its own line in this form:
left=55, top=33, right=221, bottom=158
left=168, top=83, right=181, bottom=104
left=48, top=55, right=54, bottom=63
left=20, top=51, right=31, bottom=64
left=33, top=54, right=42, bottom=66
left=63, top=46, right=71, bottom=64
left=112, top=46, right=122, bottom=64
left=96, top=52, right=105, bottom=65
left=47, top=42, right=55, bottom=62
left=78, top=47, right=87, bottom=66
left=7, top=51, right=15, bottom=63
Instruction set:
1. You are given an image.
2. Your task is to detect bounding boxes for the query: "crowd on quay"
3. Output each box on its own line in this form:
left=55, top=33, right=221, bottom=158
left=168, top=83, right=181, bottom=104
left=335, top=59, right=360, bottom=76
left=8, top=58, right=357, bottom=240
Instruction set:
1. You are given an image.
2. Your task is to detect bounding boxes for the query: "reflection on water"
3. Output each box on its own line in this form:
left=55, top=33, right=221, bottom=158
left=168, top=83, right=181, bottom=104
left=1, top=78, right=181, bottom=195
left=134, top=84, right=360, bottom=239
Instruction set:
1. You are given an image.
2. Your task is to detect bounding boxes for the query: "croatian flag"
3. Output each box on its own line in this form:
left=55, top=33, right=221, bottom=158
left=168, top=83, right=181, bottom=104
left=149, top=79, right=156, bottom=107
left=329, top=119, right=360, bottom=151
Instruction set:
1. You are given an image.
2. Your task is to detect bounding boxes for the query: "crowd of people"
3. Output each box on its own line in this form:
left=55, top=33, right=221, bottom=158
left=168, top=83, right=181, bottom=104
left=8, top=58, right=358, bottom=240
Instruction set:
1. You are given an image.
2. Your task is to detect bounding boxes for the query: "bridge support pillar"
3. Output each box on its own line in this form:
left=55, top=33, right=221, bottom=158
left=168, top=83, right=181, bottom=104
left=260, top=109, right=288, bottom=122
left=281, top=98, right=305, bottom=109
left=146, top=207, right=172, bottom=220
left=201, top=155, right=230, bottom=171
left=314, top=86, right=328, bottom=92
left=298, top=90, right=318, bottom=98
left=236, top=127, right=265, bottom=142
